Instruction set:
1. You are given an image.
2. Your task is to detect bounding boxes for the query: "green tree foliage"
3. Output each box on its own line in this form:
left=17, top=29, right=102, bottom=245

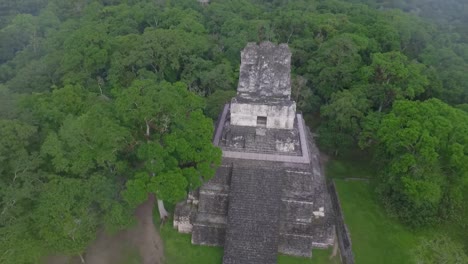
left=60, top=22, right=111, bottom=87
left=319, top=88, right=370, bottom=155
left=109, top=28, right=210, bottom=87
left=115, top=80, right=221, bottom=208
left=0, top=0, right=467, bottom=260
left=35, top=177, right=101, bottom=256
left=291, top=75, right=320, bottom=114
left=41, top=105, right=130, bottom=176
left=0, top=120, right=44, bottom=263
left=412, top=235, right=468, bottom=264
left=361, top=51, right=428, bottom=111
left=0, top=14, right=38, bottom=63
left=26, top=84, right=94, bottom=130
left=0, top=119, right=39, bottom=226
left=361, top=99, right=468, bottom=226
left=0, top=85, right=20, bottom=119
left=421, top=46, right=468, bottom=104
left=308, top=34, right=369, bottom=100
left=0, top=107, right=134, bottom=263
left=205, top=89, right=236, bottom=120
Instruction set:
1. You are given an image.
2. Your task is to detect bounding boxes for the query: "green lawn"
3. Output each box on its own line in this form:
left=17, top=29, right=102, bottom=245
left=159, top=223, right=224, bottom=264
left=325, top=154, right=374, bottom=180
left=335, top=180, right=419, bottom=264
left=331, top=163, right=468, bottom=264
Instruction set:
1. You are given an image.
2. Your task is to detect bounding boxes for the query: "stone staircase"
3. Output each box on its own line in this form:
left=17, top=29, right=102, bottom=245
left=222, top=165, right=283, bottom=264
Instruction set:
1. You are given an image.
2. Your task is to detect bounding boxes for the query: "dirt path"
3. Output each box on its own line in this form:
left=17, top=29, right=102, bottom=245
left=128, top=194, right=164, bottom=264
left=46, top=194, right=164, bottom=264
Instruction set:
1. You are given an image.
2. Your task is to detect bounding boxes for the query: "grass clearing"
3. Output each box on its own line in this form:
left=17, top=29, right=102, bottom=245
left=332, top=166, right=468, bottom=264
left=335, top=179, right=419, bottom=264
left=325, top=154, right=374, bottom=180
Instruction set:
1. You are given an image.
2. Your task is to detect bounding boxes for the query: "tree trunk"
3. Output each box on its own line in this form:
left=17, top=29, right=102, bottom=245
left=157, top=199, right=168, bottom=220
left=145, top=120, right=168, bottom=222
left=79, top=253, right=85, bottom=264
left=146, top=121, right=150, bottom=137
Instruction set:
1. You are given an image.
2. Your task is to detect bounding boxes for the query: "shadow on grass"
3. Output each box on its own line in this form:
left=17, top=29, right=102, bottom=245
left=325, top=153, right=375, bottom=180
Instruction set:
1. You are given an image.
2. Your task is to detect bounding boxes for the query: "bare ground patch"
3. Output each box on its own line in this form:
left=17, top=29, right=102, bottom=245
left=45, top=194, right=164, bottom=264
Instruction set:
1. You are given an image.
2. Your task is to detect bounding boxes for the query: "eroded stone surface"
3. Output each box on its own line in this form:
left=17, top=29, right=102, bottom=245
left=231, top=42, right=296, bottom=129
left=237, top=42, right=292, bottom=99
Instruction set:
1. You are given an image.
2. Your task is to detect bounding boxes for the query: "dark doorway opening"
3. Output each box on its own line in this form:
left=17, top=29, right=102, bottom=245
left=257, top=116, right=267, bottom=127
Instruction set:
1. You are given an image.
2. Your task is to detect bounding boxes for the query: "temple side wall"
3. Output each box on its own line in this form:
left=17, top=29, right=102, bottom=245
left=230, top=102, right=296, bottom=129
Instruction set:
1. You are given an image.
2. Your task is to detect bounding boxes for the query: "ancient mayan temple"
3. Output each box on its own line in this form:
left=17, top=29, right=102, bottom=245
left=174, top=42, right=334, bottom=264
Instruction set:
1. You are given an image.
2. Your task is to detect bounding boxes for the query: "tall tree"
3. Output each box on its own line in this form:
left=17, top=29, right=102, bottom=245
left=41, top=103, right=130, bottom=176
left=0, top=119, right=44, bottom=264
left=115, top=80, right=221, bottom=218
left=308, top=33, right=369, bottom=101
left=361, top=51, right=428, bottom=112
left=318, top=88, right=370, bottom=155
left=34, top=174, right=130, bottom=263
left=412, top=235, right=468, bottom=264
left=109, top=28, right=210, bottom=87
left=361, top=99, right=468, bottom=226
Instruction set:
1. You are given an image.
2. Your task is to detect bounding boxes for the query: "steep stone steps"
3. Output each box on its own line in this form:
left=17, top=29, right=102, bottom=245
left=222, top=166, right=283, bottom=264
left=191, top=164, right=232, bottom=246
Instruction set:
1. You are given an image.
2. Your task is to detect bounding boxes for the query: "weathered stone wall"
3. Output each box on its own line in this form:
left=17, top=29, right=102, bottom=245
left=191, top=222, right=226, bottom=246
left=328, top=181, right=355, bottom=264
left=230, top=42, right=296, bottom=130
left=190, top=164, right=231, bottom=247
left=230, top=101, right=296, bottom=129
left=237, top=42, right=291, bottom=98
left=173, top=202, right=196, bottom=233
left=304, top=127, right=335, bottom=249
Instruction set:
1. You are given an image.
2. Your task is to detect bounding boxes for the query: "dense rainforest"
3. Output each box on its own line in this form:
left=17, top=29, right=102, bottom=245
left=0, top=0, right=467, bottom=263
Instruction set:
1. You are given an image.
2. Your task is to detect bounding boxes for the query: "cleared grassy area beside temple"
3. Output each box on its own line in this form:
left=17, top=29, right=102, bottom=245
left=328, top=158, right=468, bottom=264
left=335, top=179, right=417, bottom=264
